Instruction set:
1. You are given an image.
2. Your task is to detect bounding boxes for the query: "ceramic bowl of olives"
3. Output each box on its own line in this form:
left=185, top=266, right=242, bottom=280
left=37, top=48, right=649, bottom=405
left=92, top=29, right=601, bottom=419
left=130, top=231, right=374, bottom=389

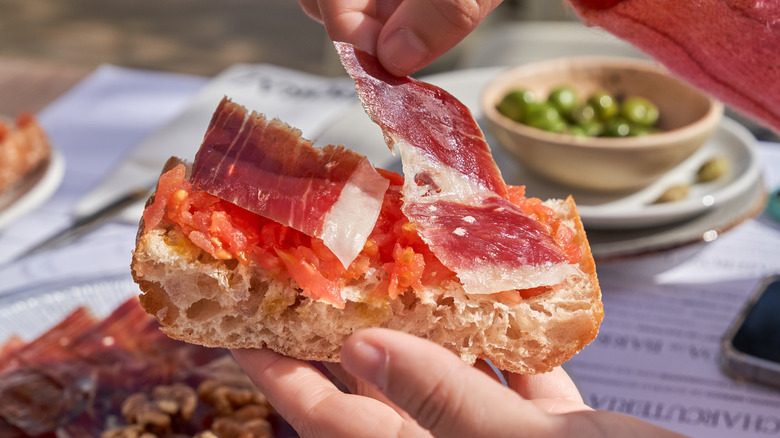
left=481, top=57, right=723, bottom=192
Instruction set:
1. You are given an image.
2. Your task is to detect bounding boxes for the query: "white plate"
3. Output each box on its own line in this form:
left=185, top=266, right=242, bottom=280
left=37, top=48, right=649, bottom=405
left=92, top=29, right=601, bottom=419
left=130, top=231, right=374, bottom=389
left=314, top=67, right=761, bottom=229
left=0, top=146, right=65, bottom=229
left=0, top=273, right=137, bottom=345
left=572, top=118, right=761, bottom=229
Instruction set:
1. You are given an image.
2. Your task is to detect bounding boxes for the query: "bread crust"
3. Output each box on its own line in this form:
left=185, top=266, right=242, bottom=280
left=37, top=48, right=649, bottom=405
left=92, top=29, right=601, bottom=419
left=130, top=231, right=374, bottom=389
left=131, top=178, right=602, bottom=374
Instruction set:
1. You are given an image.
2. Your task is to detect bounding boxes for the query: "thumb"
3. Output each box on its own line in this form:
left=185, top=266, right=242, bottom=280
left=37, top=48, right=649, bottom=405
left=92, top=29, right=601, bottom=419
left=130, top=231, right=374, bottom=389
left=340, top=328, right=555, bottom=437
left=376, top=0, right=502, bottom=76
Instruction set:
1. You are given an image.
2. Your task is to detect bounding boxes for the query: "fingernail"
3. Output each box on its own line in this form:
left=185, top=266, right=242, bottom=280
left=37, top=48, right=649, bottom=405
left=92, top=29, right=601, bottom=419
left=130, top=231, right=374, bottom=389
left=381, top=27, right=428, bottom=76
left=343, top=341, right=388, bottom=390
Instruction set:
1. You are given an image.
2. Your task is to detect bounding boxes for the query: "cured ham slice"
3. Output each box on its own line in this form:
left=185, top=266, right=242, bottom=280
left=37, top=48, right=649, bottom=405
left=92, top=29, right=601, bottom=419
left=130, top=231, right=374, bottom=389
left=336, top=42, right=577, bottom=293
left=191, top=97, right=389, bottom=268
left=0, top=307, right=97, bottom=374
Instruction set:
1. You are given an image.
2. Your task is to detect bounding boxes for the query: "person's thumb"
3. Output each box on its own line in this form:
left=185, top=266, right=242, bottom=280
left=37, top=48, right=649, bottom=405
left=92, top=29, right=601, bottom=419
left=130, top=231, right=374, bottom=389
left=376, top=0, right=501, bottom=76
left=340, top=328, right=554, bottom=437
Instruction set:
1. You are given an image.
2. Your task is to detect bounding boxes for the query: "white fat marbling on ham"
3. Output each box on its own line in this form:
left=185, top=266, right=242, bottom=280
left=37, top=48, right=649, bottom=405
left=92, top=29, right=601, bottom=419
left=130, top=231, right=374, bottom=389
left=395, top=138, right=493, bottom=203
left=320, top=159, right=389, bottom=266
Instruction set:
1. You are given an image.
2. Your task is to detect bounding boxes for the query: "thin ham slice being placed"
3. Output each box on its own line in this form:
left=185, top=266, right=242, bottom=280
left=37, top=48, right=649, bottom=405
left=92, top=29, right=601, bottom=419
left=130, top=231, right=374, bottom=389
left=191, top=97, right=389, bottom=268
left=335, top=42, right=577, bottom=294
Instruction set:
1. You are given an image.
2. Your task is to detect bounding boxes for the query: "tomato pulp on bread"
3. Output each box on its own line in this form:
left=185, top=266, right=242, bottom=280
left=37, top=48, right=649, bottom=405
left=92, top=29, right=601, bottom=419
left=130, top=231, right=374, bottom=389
left=144, top=165, right=581, bottom=309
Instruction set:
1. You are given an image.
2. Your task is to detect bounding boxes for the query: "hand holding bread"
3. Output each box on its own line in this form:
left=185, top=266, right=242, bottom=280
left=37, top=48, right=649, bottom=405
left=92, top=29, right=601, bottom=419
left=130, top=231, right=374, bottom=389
left=233, top=328, right=688, bottom=438
left=131, top=43, right=602, bottom=376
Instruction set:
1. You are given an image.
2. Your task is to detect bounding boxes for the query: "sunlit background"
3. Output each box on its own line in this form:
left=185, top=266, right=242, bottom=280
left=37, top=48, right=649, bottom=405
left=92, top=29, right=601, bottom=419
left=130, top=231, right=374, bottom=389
left=0, top=0, right=581, bottom=76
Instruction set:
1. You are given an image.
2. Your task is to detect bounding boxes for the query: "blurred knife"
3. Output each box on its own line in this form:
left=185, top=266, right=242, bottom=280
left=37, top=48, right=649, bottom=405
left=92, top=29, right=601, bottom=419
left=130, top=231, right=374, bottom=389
left=14, top=185, right=153, bottom=261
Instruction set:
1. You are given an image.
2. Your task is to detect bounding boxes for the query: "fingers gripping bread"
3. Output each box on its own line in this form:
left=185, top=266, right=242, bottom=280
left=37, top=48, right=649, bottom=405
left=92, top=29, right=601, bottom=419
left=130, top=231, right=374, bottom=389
left=131, top=162, right=601, bottom=375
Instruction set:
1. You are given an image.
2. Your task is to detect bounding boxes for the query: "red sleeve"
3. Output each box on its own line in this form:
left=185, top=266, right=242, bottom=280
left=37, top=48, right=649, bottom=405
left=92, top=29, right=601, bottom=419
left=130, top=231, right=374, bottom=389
left=568, top=0, right=780, bottom=134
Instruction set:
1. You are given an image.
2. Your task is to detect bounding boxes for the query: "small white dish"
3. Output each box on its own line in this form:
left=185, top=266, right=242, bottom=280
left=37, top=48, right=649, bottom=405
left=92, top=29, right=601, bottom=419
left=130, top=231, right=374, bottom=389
left=551, top=117, right=761, bottom=229
left=0, top=146, right=66, bottom=229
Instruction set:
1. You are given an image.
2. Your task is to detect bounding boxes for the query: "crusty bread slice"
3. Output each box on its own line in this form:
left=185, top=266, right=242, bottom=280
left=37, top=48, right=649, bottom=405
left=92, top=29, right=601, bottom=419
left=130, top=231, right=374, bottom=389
left=131, top=161, right=601, bottom=375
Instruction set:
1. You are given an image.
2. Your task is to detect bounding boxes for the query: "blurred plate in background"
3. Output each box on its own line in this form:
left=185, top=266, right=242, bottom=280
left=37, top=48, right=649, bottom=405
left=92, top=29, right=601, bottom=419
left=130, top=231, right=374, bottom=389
left=0, top=146, right=65, bottom=229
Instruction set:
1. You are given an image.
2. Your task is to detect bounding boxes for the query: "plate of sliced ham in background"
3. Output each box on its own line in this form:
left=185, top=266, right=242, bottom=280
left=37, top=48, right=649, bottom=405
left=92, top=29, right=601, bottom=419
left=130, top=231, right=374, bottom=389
left=0, top=274, right=297, bottom=437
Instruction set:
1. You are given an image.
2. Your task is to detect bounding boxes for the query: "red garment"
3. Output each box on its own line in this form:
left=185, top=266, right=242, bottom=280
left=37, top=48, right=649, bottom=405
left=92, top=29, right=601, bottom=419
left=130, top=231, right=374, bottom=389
left=569, top=0, right=780, bottom=133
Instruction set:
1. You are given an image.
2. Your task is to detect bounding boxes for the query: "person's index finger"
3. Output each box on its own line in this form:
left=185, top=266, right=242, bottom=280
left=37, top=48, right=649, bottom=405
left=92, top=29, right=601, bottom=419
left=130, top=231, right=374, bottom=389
left=231, top=348, right=426, bottom=438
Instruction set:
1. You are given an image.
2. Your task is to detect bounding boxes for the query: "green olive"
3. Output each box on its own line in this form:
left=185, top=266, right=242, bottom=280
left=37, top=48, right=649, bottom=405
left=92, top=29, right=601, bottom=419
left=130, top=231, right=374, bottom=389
left=628, top=124, right=653, bottom=136
left=654, top=184, right=690, bottom=203
left=587, top=90, right=619, bottom=121
left=548, top=86, right=578, bottom=114
left=696, top=156, right=730, bottom=182
left=603, top=117, right=632, bottom=137
left=566, top=125, right=588, bottom=137
left=496, top=89, right=536, bottom=122
left=527, top=117, right=568, bottom=133
left=570, top=103, right=597, bottom=125
left=523, top=102, right=567, bottom=133
left=579, top=121, right=604, bottom=137
left=621, top=97, right=660, bottom=126
left=525, top=102, right=562, bottom=122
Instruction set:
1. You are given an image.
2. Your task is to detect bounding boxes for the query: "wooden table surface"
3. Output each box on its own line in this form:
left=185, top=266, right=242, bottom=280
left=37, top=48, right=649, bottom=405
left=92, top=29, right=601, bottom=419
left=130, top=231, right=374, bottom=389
left=0, top=57, right=91, bottom=117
